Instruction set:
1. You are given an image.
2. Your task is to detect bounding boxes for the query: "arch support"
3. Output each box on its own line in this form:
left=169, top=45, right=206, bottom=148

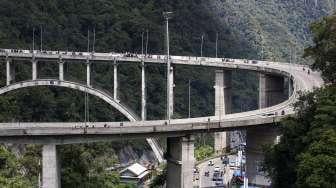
left=59, top=61, right=64, bottom=81
left=32, top=60, right=37, bottom=80
left=6, top=59, right=11, bottom=85
left=141, top=61, right=146, bottom=120
left=113, top=61, right=118, bottom=101
left=86, top=60, right=91, bottom=86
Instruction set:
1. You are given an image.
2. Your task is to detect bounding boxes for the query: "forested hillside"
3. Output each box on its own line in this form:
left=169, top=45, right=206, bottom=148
left=0, top=0, right=333, bottom=187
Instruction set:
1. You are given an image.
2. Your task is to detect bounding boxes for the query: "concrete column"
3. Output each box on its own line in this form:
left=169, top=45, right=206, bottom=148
left=113, top=61, right=118, bottom=101
left=259, top=73, right=285, bottom=108
left=288, top=77, right=293, bottom=97
left=32, top=60, right=37, bottom=80
left=166, top=135, right=195, bottom=188
left=214, top=69, right=232, bottom=153
left=246, top=126, right=278, bottom=187
left=86, top=60, right=90, bottom=86
left=168, top=66, right=174, bottom=118
left=6, top=59, right=11, bottom=85
left=42, top=144, right=60, bottom=188
left=59, top=61, right=64, bottom=81
left=141, top=61, right=146, bottom=120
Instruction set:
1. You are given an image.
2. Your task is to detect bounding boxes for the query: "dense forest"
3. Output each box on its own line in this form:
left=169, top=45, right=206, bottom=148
left=0, top=0, right=334, bottom=187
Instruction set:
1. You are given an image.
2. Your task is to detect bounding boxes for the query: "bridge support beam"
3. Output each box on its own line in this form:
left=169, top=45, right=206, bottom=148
left=214, top=69, right=232, bottom=153
left=167, top=66, right=174, bottom=119
left=113, top=61, right=118, bottom=101
left=59, top=61, right=64, bottom=81
left=42, top=144, right=60, bottom=188
left=32, top=60, right=37, bottom=80
left=6, top=59, right=11, bottom=85
left=86, top=60, right=90, bottom=86
left=166, top=135, right=195, bottom=188
left=246, top=126, right=279, bottom=187
left=141, top=61, right=146, bottom=120
left=259, top=73, right=285, bottom=108
left=288, top=77, right=294, bottom=97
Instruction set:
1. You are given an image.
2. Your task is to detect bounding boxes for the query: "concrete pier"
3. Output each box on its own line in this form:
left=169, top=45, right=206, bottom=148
left=59, top=61, right=64, bottom=81
left=259, top=73, right=285, bottom=108
left=141, top=61, right=146, bottom=120
left=86, top=60, right=90, bottom=86
left=6, top=59, right=11, bottom=85
left=214, top=69, right=232, bottom=153
left=166, top=135, right=195, bottom=188
left=113, top=61, right=118, bottom=101
left=32, top=60, right=37, bottom=80
left=168, top=66, right=174, bottom=118
left=42, top=144, right=60, bottom=188
left=246, top=126, right=278, bottom=187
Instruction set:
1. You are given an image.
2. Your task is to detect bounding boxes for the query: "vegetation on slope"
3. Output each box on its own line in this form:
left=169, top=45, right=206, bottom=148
left=0, top=0, right=333, bottom=186
left=263, top=13, right=336, bottom=188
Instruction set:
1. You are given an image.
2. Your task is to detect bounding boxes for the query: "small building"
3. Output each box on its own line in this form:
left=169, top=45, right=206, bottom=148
left=119, top=163, right=151, bottom=186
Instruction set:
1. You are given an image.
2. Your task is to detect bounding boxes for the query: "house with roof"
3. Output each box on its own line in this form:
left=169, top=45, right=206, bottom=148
left=119, top=163, right=151, bottom=186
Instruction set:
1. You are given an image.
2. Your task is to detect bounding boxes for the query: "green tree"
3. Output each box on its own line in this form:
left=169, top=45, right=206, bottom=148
left=304, top=14, right=336, bottom=83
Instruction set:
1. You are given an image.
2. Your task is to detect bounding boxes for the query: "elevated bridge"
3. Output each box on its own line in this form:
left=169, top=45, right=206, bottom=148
left=0, top=49, right=323, bottom=188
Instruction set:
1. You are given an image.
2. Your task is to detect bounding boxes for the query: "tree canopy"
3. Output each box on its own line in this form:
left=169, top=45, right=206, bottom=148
left=264, top=13, right=336, bottom=188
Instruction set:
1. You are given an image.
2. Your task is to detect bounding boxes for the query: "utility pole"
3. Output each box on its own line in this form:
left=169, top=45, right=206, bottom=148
left=40, top=26, right=43, bottom=51
left=201, top=34, right=204, bottom=57
left=215, top=32, right=218, bottom=58
left=163, top=11, right=173, bottom=121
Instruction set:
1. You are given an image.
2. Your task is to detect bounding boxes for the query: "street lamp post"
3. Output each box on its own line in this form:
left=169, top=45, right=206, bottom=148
left=145, top=29, right=149, bottom=56
left=188, top=79, right=191, bottom=118
left=87, top=29, right=90, bottom=52
left=32, top=27, right=35, bottom=52
left=40, top=26, right=43, bottom=51
left=163, top=11, right=173, bottom=121
left=141, top=31, right=144, bottom=55
left=201, top=34, right=204, bottom=57
left=93, top=28, right=96, bottom=53
left=215, top=32, right=218, bottom=58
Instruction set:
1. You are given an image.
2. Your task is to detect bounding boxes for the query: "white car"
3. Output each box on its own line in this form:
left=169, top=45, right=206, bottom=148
left=214, top=166, right=220, bottom=173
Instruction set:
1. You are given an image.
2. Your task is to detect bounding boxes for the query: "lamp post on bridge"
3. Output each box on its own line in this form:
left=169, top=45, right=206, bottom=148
left=32, top=27, right=35, bottom=52
left=201, top=34, right=204, bottom=57
left=163, top=11, right=173, bottom=122
left=215, top=32, right=218, bottom=58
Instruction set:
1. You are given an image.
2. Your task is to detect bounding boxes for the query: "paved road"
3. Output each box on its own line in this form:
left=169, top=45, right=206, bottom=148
left=194, top=156, right=237, bottom=188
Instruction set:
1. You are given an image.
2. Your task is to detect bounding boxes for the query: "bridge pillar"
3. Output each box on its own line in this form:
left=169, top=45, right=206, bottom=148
left=86, top=60, right=91, bottom=86
left=6, top=59, right=11, bottom=85
left=59, top=61, right=64, bottom=81
left=113, top=61, right=118, bottom=101
left=214, top=69, right=232, bottom=153
left=166, top=135, right=195, bottom=188
left=168, top=66, right=174, bottom=118
left=259, top=73, right=285, bottom=108
left=141, top=61, right=146, bottom=120
left=42, top=144, right=60, bottom=188
left=246, top=126, right=279, bottom=187
left=288, top=77, right=294, bottom=97
left=32, top=60, right=37, bottom=80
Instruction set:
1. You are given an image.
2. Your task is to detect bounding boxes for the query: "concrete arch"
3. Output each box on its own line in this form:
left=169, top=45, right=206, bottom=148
left=0, top=79, right=164, bottom=162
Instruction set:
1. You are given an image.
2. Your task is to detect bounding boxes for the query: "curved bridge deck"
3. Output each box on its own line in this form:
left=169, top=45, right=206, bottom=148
left=0, top=50, right=323, bottom=144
